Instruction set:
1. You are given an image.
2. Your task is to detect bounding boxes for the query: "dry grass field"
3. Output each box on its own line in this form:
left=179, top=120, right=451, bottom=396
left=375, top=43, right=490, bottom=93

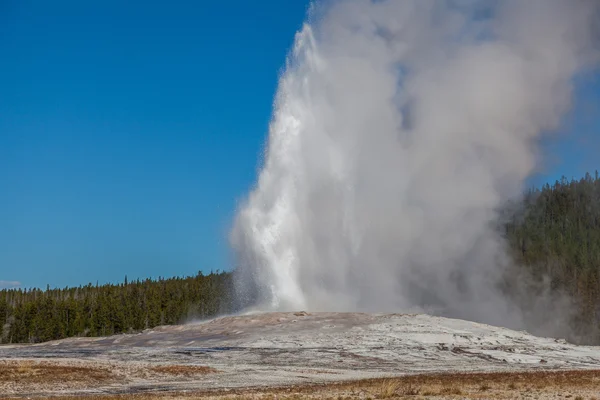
left=0, top=360, right=217, bottom=395
left=0, top=360, right=116, bottom=386
left=0, top=363, right=599, bottom=400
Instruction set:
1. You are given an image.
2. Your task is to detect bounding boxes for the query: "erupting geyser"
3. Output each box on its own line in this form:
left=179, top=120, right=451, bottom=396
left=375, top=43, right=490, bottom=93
left=231, top=0, right=600, bottom=327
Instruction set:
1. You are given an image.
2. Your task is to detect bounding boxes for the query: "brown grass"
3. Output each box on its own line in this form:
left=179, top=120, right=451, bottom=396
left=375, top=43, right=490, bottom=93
left=0, top=360, right=114, bottom=385
left=439, top=386, right=462, bottom=395
left=377, top=379, right=401, bottom=398
left=478, top=382, right=491, bottom=391
left=1, top=368, right=599, bottom=399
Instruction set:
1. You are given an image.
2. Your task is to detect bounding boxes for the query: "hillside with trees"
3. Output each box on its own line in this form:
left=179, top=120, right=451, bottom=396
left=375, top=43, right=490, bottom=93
left=504, top=172, right=600, bottom=344
left=0, top=271, right=233, bottom=344
left=1, top=172, right=600, bottom=344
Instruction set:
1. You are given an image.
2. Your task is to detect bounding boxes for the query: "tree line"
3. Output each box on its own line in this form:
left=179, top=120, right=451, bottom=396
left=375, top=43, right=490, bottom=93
left=503, top=171, right=600, bottom=343
left=0, top=271, right=233, bottom=343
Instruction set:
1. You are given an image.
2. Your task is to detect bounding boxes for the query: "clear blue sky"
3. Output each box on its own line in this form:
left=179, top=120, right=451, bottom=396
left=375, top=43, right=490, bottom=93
left=532, top=74, right=600, bottom=187
left=0, top=1, right=598, bottom=290
left=0, top=0, right=311, bottom=289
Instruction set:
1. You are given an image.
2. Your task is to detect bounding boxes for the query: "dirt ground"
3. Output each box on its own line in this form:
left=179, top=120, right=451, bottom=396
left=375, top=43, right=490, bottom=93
left=1, top=368, right=599, bottom=399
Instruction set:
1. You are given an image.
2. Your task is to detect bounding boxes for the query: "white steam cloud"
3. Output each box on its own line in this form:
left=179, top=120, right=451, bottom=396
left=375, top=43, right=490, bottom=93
left=231, top=0, right=600, bottom=328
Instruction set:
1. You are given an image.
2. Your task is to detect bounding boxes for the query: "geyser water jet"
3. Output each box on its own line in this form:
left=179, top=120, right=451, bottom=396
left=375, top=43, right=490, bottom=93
left=231, top=0, right=600, bottom=328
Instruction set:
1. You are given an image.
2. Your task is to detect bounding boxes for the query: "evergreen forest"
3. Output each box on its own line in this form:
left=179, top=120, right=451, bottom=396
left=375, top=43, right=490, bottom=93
left=0, top=271, right=233, bottom=343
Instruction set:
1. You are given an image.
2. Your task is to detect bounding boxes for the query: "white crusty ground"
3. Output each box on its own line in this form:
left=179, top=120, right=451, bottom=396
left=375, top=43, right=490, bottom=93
left=1, top=312, right=600, bottom=396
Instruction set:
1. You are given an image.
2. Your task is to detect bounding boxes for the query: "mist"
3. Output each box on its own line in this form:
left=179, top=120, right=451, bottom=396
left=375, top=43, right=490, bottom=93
left=231, top=0, right=600, bottom=331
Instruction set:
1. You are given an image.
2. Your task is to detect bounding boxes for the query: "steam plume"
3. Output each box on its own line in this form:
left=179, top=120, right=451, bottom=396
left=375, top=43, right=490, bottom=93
left=231, top=0, right=600, bottom=328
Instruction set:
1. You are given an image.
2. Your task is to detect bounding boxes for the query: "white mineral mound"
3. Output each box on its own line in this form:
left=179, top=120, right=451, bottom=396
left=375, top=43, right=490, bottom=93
left=1, top=312, right=599, bottom=395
